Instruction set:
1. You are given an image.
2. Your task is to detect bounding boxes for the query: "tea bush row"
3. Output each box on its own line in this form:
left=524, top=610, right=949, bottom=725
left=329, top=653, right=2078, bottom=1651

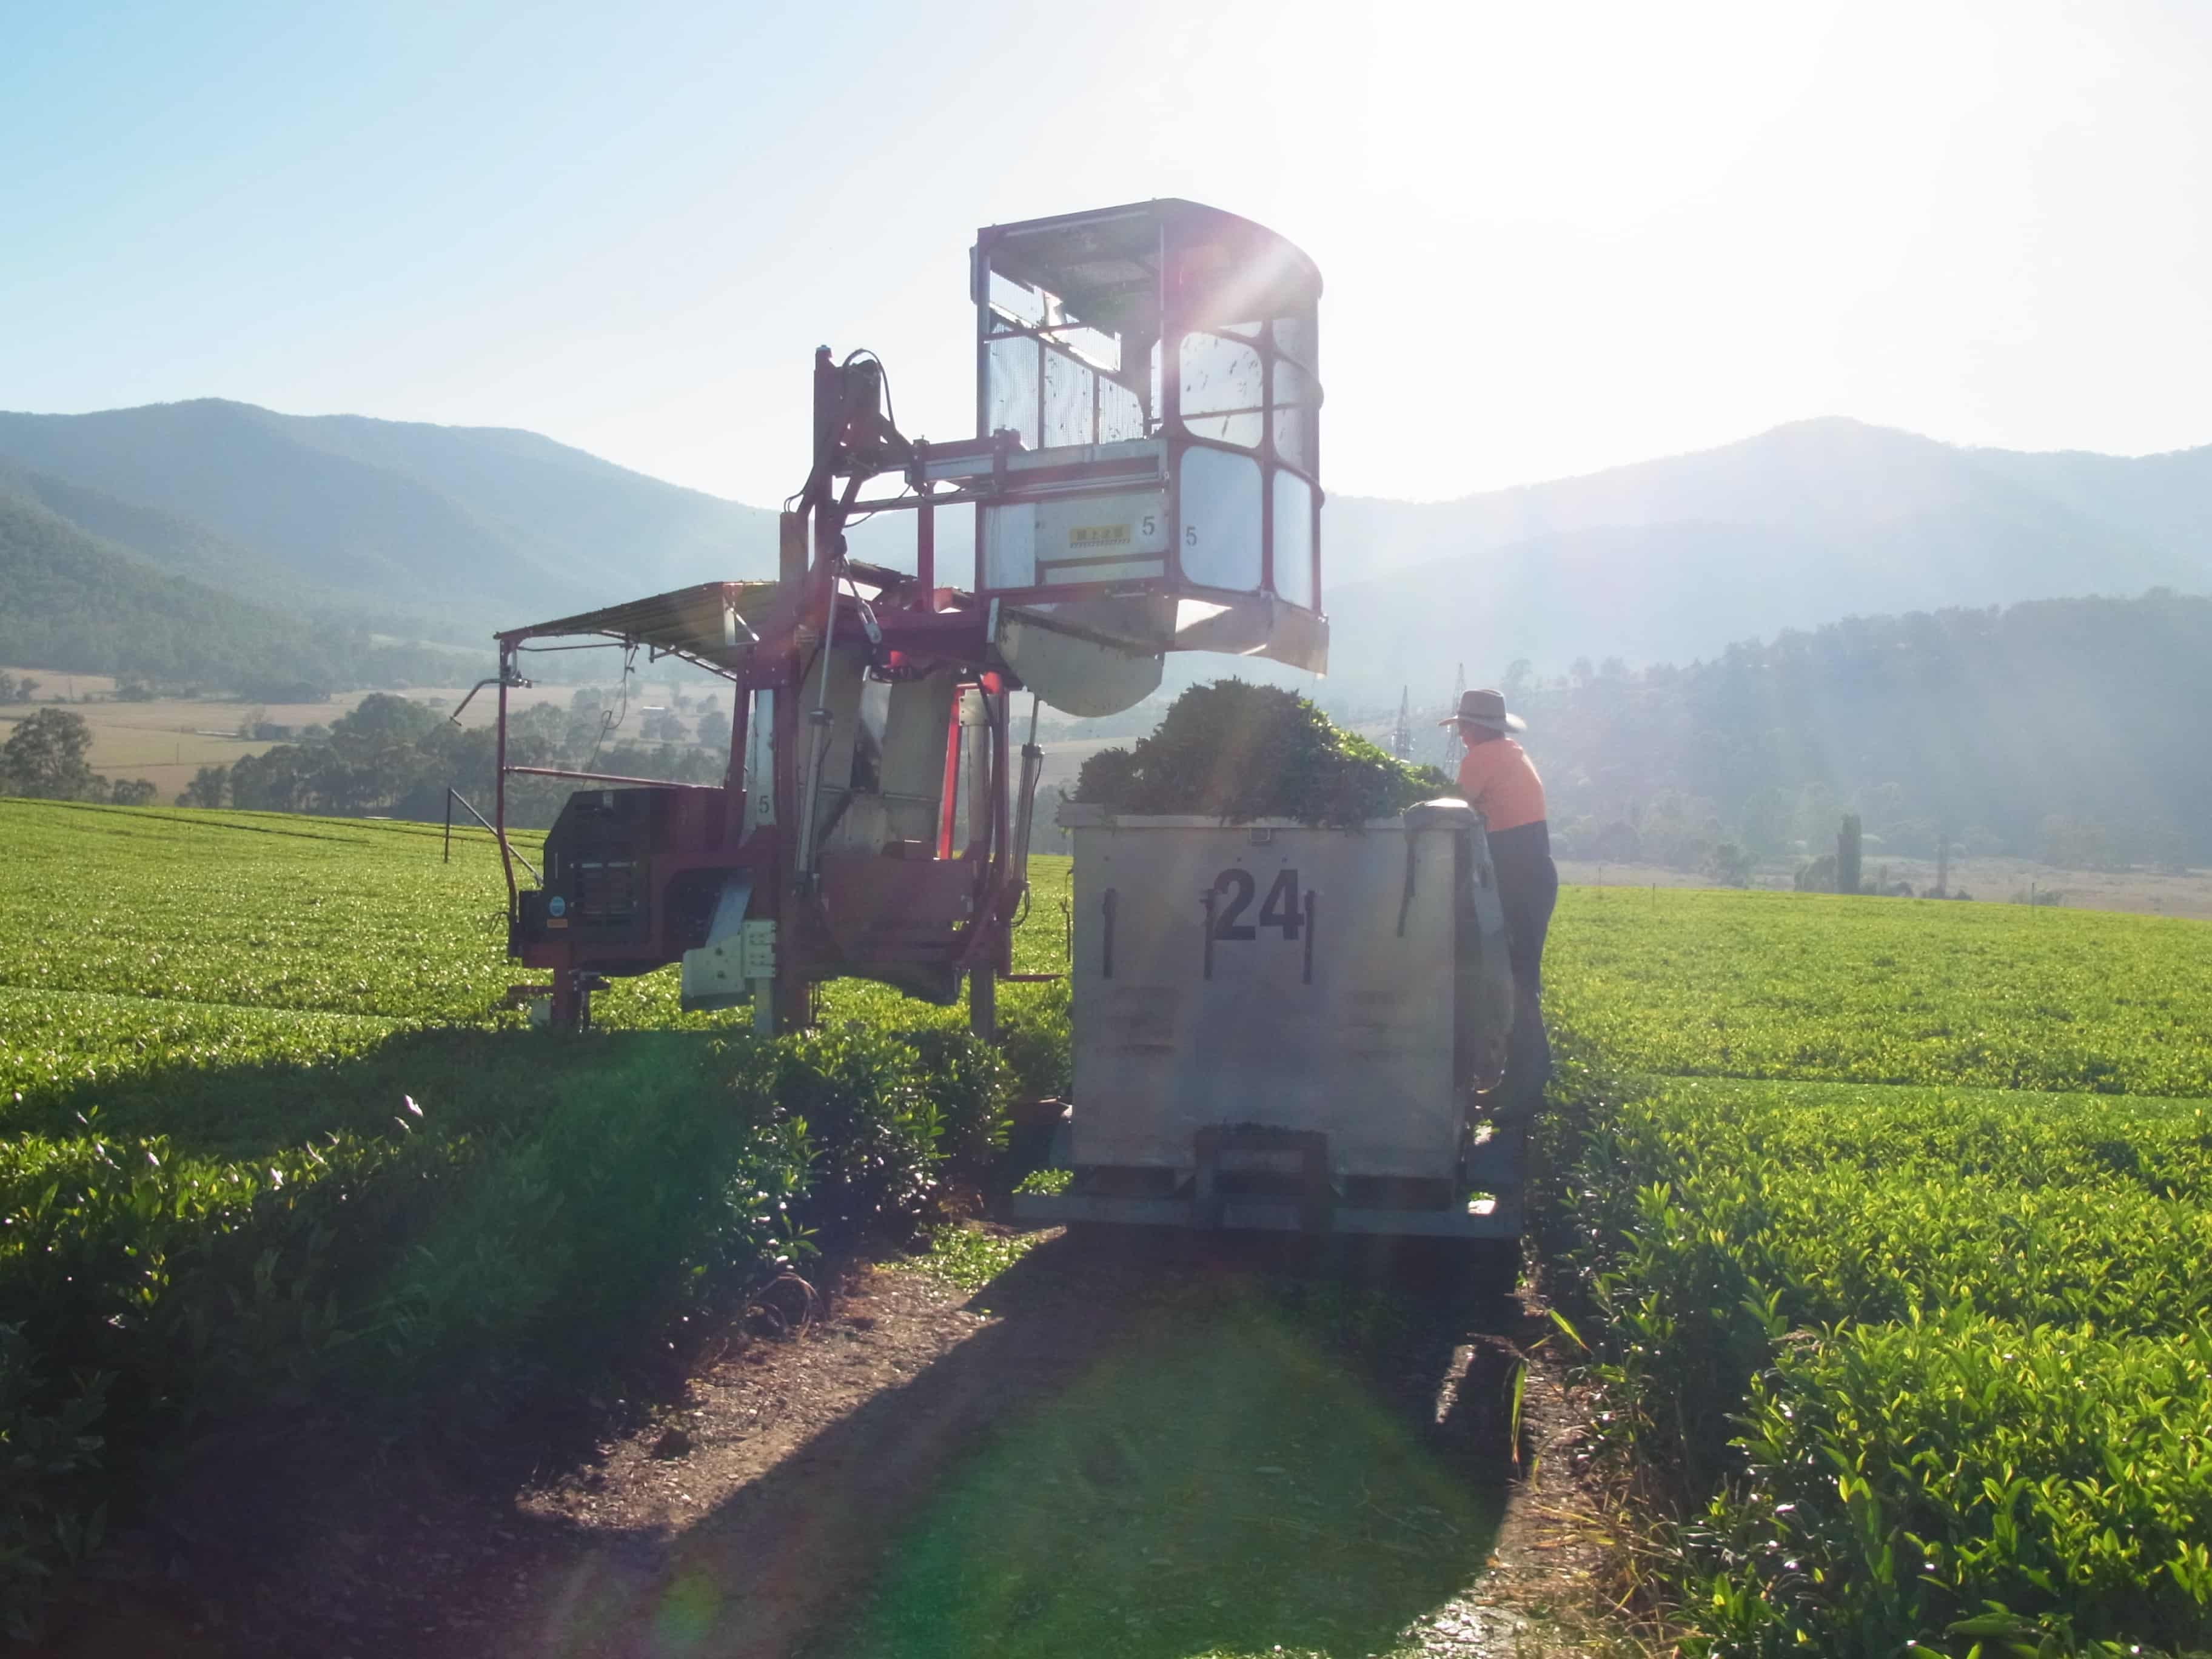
left=1, top=1024, right=1011, bottom=1635
left=0, top=799, right=1073, bottom=1102
left=1549, top=886, right=2212, bottom=1096
left=0, top=799, right=1066, bottom=1634
left=0, top=800, right=539, bottom=1022
left=1541, top=1067, right=2212, bottom=1654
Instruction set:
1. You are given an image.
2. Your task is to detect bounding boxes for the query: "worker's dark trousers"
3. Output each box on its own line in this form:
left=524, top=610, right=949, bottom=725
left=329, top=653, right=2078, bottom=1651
left=1490, top=823, right=1558, bottom=1118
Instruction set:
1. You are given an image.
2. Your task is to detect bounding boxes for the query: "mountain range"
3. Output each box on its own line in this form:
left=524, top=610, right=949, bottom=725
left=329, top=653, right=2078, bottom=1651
left=1321, top=418, right=2212, bottom=696
left=0, top=401, right=778, bottom=640
left=1, top=398, right=2207, bottom=697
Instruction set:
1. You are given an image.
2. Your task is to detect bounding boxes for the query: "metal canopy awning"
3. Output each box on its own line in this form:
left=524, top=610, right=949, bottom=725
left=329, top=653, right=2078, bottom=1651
left=500, top=580, right=784, bottom=676
left=977, top=198, right=1322, bottom=331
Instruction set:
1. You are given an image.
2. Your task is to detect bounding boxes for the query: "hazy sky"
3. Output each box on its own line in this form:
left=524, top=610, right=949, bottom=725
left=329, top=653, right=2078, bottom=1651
left=5, top=0, right=2209, bottom=507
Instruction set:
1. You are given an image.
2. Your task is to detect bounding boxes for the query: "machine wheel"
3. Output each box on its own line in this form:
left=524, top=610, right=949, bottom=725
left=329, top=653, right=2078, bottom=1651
left=1004, top=1099, right=1068, bottom=1171
left=1394, top=1233, right=1522, bottom=1297
left=1461, top=1235, right=1524, bottom=1296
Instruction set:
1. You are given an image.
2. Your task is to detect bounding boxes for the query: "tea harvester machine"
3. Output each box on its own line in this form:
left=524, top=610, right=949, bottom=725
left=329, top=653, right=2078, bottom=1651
left=477, top=199, right=1521, bottom=1241
left=483, top=199, right=1327, bottom=1036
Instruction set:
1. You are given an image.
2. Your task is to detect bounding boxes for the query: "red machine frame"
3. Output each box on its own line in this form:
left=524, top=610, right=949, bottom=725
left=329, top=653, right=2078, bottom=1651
left=484, top=439, right=1035, bottom=1030
left=479, top=199, right=1325, bottom=1034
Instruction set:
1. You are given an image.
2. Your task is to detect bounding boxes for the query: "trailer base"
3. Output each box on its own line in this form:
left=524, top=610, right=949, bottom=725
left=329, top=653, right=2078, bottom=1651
left=1008, top=1191, right=1520, bottom=1239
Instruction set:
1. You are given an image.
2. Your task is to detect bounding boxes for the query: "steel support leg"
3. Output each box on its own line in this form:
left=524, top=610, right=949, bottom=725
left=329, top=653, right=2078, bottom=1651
left=551, top=968, right=585, bottom=1030
left=771, top=974, right=811, bottom=1036
left=969, top=967, right=997, bottom=1042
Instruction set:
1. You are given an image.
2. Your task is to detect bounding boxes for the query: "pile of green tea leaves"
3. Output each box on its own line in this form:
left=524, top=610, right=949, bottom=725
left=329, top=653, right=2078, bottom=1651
left=1073, top=680, right=1449, bottom=826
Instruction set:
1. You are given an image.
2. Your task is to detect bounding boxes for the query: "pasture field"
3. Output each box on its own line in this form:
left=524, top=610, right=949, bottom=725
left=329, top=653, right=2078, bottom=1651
left=0, top=672, right=592, bottom=800
left=1543, top=888, right=2212, bottom=1655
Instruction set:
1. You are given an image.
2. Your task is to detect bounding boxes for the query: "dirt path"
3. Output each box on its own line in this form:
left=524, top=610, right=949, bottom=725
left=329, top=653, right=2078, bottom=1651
left=49, top=1231, right=1625, bottom=1658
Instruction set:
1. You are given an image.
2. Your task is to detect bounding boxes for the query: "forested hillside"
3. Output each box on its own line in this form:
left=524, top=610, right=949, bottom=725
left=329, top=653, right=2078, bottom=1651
left=0, top=484, right=473, bottom=693
left=0, top=460, right=315, bottom=608
left=0, top=400, right=780, bottom=638
left=7, top=400, right=2211, bottom=711
left=1512, top=590, right=2212, bottom=870
left=1322, top=419, right=2212, bottom=690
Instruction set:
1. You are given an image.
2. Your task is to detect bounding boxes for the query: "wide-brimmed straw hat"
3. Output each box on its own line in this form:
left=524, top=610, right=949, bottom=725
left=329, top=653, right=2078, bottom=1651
left=1437, top=688, right=1526, bottom=733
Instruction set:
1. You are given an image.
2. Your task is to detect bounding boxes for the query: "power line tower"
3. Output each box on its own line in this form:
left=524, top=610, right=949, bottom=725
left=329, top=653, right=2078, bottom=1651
left=1439, top=662, right=1466, bottom=772
left=1389, top=686, right=1412, bottom=760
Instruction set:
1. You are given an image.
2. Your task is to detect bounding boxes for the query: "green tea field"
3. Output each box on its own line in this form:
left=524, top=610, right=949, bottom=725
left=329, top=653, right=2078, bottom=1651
left=0, top=798, right=1065, bottom=1647
left=1541, top=888, right=2212, bottom=1656
left=7, top=798, right=2212, bottom=1656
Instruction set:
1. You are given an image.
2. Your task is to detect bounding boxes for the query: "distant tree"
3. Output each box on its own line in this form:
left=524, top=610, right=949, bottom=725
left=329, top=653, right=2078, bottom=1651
left=114, top=681, right=155, bottom=702
left=695, top=706, right=732, bottom=754
left=2, top=708, right=96, bottom=799
left=0, top=673, right=19, bottom=703
left=229, top=745, right=323, bottom=813
left=1703, top=841, right=1754, bottom=887
left=330, top=693, right=444, bottom=751
left=110, top=779, right=158, bottom=806
left=1791, top=783, right=1840, bottom=853
left=236, top=679, right=330, bottom=704
left=1589, top=819, right=1642, bottom=862
left=1837, top=813, right=1863, bottom=896
left=508, top=705, right=569, bottom=752
left=177, top=764, right=230, bottom=808
left=640, top=708, right=686, bottom=743
left=1795, top=852, right=1838, bottom=893
left=1636, top=788, right=1726, bottom=871
left=1738, top=786, right=1794, bottom=859
left=565, top=702, right=611, bottom=756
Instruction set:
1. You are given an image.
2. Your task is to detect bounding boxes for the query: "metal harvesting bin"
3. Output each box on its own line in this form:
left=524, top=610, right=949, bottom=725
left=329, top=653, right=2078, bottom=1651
left=1013, top=797, right=1521, bottom=1238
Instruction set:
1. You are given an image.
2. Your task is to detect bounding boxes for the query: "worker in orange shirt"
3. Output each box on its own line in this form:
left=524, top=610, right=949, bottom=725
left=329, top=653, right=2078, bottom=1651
left=1443, top=688, right=1556, bottom=1130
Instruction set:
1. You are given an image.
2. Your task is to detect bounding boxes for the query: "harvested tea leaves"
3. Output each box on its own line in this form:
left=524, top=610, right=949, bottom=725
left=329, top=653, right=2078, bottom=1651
left=1072, top=680, right=1449, bottom=827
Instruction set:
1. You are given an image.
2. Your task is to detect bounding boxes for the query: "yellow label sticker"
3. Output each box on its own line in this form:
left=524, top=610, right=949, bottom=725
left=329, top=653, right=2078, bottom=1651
left=1069, top=523, right=1133, bottom=548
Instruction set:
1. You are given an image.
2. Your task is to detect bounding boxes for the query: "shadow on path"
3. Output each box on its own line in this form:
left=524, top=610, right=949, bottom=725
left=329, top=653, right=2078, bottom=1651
left=484, top=1229, right=1525, bottom=1659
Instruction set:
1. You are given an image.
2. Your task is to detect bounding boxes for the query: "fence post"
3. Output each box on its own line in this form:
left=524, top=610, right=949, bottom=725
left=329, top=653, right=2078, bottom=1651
left=444, top=788, right=454, bottom=863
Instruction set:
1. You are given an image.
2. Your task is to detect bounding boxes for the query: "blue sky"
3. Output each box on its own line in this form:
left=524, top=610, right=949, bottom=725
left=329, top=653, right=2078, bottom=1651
left=5, top=0, right=2210, bottom=506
